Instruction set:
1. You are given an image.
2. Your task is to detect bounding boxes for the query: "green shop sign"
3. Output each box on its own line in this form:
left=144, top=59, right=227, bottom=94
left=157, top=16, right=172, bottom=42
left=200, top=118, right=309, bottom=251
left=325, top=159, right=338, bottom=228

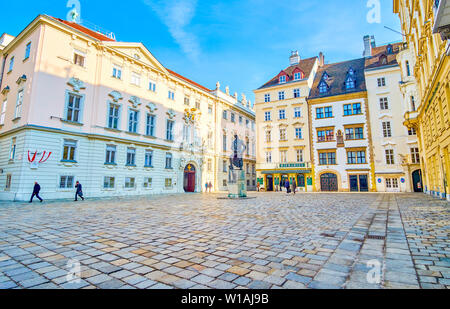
left=278, top=163, right=306, bottom=168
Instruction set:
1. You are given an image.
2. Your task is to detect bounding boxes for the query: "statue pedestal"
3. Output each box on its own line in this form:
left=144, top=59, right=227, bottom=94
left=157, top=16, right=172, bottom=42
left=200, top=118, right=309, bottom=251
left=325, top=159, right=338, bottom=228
left=228, top=170, right=247, bottom=199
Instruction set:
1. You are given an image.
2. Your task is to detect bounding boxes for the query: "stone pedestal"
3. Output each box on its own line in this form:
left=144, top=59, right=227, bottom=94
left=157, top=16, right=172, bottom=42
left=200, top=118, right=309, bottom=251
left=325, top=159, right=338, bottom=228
left=228, top=170, right=247, bottom=199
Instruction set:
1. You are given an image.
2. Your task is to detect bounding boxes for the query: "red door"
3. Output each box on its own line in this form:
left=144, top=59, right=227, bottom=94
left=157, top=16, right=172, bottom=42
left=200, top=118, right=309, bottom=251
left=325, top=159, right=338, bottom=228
left=184, top=164, right=196, bottom=193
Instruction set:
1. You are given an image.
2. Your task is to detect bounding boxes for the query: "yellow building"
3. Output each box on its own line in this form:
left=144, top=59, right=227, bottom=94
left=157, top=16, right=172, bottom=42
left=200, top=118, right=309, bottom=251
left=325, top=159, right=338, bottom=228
left=254, top=52, right=321, bottom=192
left=394, top=0, right=450, bottom=201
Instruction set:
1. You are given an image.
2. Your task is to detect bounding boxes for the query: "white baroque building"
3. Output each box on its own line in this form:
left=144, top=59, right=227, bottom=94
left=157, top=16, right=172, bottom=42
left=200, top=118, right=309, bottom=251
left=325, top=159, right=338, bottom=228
left=0, top=15, right=255, bottom=201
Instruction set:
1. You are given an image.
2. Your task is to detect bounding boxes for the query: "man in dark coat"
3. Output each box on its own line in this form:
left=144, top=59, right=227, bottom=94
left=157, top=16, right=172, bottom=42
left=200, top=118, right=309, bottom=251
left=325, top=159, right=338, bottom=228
left=292, top=179, right=297, bottom=195
left=30, top=182, right=43, bottom=203
left=285, top=179, right=291, bottom=194
left=75, top=181, right=85, bottom=201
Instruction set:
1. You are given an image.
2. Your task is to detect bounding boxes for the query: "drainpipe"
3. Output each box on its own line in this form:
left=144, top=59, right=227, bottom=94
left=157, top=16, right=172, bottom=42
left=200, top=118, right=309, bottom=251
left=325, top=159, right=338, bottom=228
left=0, top=53, right=7, bottom=90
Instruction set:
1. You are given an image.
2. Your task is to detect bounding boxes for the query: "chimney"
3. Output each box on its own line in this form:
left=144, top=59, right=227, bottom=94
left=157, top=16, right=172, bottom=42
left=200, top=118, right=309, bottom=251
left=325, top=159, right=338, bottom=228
left=318, top=52, right=325, bottom=67
left=363, top=35, right=376, bottom=57
left=289, top=51, right=300, bottom=66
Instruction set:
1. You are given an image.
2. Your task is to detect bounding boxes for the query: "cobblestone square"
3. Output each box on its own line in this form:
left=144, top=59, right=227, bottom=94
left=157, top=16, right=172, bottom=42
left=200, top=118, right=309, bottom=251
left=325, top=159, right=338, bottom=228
left=0, top=193, right=449, bottom=289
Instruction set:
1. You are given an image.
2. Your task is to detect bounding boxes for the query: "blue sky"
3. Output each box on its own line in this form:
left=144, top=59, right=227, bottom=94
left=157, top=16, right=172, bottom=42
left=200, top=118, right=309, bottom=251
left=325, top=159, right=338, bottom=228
left=1, top=0, right=401, bottom=101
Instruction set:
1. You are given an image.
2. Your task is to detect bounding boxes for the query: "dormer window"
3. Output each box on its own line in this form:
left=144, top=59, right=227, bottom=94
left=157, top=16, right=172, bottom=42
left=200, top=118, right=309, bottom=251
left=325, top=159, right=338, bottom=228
left=380, top=55, right=387, bottom=65
left=294, top=72, right=302, bottom=81
left=319, top=81, right=328, bottom=94
left=322, top=72, right=329, bottom=80
left=279, top=75, right=286, bottom=84
left=345, top=77, right=355, bottom=89
left=386, top=44, right=393, bottom=54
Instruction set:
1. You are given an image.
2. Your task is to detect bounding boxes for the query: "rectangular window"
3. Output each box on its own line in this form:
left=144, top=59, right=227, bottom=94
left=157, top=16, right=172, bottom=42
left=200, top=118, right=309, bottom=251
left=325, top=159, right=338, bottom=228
left=293, top=88, right=301, bottom=98
left=411, top=96, right=416, bottom=111
left=264, top=94, right=271, bottom=103
left=15, top=89, right=24, bottom=119
left=112, top=66, right=122, bottom=79
left=62, top=140, right=77, bottom=162
left=223, top=179, right=227, bottom=187
left=279, top=76, right=286, bottom=84
left=319, top=152, right=336, bottom=165
left=353, top=103, right=362, bottom=114
left=377, top=77, right=386, bottom=87
left=324, top=107, right=333, bottom=118
left=382, top=121, right=392, bottom=137
left=126, top=148, right=136, bottom=166
left=195, top=101, right=201, bottom=109
left=265, top=152, right=272, bottom=163
left=105, top=145, right=116, bottom=164
left=24, top=42, right=31, bottom=60
left=0, top=100, right=7, bottom=125
left=208, top=105, right=213, bottom=114
left=411, top=148, right=420, bottom=164
left=385, top=149, right=395, bottom=165
left=296, top=149, right=303, bottom=163
left=239, top=116, right=243, bottom=124
left=74, top=52, right=85, bottom=67
left=165, top=178, right=173, bottom=189
left=125, top=177, right=136, bottom=189
left=231, top=113, right=235, bottom=123
left=294, top=72, right=301, bottom=80
left=347, top=151, right=366, bottom=164
left=207, top=159, right=212, bottom=172
left=5, top=174, right=11, bottom=190
left=408, top=127, right=417, bottom=136
left=165, top=153, right=173, bottom=169
left=223, top=110, right=228, bottom=120
left=295, top=128, right=302, bottom=139
left=264, top=111, right=271, bottom=121
left=145, top=150, right=153, bottom=167
left=143, top=177, right=152, bottom=189
left=345, top=127, right=364, bottom=140
left=149, top=81, right=156, bottom=92
left=131, top=72, right=141, bottom=86
left=343, top=104, right=352, bottom=116
left=146, top=114, right=156, bottom=137
left=279, top=109, right=286, bottom=120
left=184, top=97, right=190, bottom=106
left=60, top=176, right=74, bottom=189
left=279, top=128, right=287, bottom=141
left=104, top=177, right=115, bottom=189
left=166, top=120, right=174, bottom=141
left=9, top=137, right=16, bottom=161
left=294, top=107, right=301, bottom=118
left=9, top=57, right=14, bottom=72
left=128, top=109, right=139, bottom=133
left=108, top=103, right=120, bottom=129
left=168, top=91, right=175, bottom=100
left=316, top=108, right=324, bottom=119
left=380, top=97, right=389, bottom=110
left=280, top=150, right=287, bottom=163
left=265, top=130, right=272, bottom=143
left=278, top=91, right=285, bottom=100
left=317, top=129, right=334, bottom=142
left=223, top=160, right=228, bottom=173
left=223, top=134, right=227, bottom=151
left=66, top=92, right=82, bottom=123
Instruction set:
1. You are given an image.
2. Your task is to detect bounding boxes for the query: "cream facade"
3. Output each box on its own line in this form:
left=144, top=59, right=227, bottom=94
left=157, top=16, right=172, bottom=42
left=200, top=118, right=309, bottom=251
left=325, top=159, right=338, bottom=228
left=364, top=41, right=422, bottom=193
left=394, top=0, right=450, bottom=201
left=254, top=52, right=319, bottom=192
left=0, top=15, right=255, bottom=201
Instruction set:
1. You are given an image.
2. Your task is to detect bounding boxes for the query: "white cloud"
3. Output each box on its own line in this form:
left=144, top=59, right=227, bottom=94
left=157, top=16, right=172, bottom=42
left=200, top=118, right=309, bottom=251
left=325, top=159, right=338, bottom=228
left=143, top=0, right=200, bottom=62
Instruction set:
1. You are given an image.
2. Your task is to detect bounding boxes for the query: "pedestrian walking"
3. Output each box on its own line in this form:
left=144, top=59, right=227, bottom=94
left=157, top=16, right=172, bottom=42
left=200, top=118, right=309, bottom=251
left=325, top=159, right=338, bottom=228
left=292, top=179, right=297, bottom=195
left=74, top=181, right=85, bottom=201
left=257, top=182, right=260, bottom=192
left=29, top=182, right=43, bottom=203
left=205, top=182, right=209, bottom=193
left=208, top=182, right=213, bottom=193
left=285, top=179, right=291, bottom=194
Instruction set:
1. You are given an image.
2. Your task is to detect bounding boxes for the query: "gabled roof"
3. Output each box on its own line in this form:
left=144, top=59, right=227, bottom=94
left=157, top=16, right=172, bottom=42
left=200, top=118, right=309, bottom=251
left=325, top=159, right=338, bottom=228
left=309, top=58, right=367, bottom=100
left=167, top=69, right=212, bottom=93
left=365, top=42, right=402, bottom=70
left=50, top=17, right=116, bottom=42
left=258, top=57, right=318, bottom=90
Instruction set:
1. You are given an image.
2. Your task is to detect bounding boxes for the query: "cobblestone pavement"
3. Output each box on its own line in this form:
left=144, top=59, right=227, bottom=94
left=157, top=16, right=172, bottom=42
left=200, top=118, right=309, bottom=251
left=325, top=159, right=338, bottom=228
left=0, top=193, right=448, bottom=289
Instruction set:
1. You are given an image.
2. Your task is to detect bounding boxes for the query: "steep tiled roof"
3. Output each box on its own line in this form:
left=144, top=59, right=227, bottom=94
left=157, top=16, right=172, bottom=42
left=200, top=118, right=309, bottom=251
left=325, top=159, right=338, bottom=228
left=258, top=57, right=318, bottom=89
left=50, top=17, right=116, bottom=42
left=308, top=58, right=367, bottom=100
left=365, top=42, right=402, bottom=70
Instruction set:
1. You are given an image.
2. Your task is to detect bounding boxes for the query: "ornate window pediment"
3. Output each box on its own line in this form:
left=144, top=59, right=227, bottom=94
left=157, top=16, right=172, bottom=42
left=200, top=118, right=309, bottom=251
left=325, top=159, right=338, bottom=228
left=1, top=86, right=10, bottom=95
left=146, top=102, right=158, bottom=113
left=67, top=77, right=86, bottom=92
left=167, top=109, right=176, bottom=119
left=109, top=91, right=123, bottom=102
left=16, top=75, right=27, bottom=85
left=129, top=96, right=142, bottom=108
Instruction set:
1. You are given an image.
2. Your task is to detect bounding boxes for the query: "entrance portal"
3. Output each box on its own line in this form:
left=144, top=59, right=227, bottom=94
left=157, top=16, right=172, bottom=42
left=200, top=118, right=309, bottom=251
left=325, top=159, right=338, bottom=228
left=320, top=173, right=338, bottom=192
left=412, top=170, right=423, bottom=193
left=184, top=164, right=196, bottom=193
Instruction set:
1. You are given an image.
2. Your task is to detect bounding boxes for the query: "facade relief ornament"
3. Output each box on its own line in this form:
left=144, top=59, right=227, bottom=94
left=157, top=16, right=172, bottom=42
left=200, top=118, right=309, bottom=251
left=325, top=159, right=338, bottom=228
left=129, top=96, right=142, bottom=108
left=109, top=91, right=123, bottom=102
left=167, top=109, right=176, bottom=119
left=67, top=77, right=86, bottom=92
left=146, top=102, right=158, bottom=113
